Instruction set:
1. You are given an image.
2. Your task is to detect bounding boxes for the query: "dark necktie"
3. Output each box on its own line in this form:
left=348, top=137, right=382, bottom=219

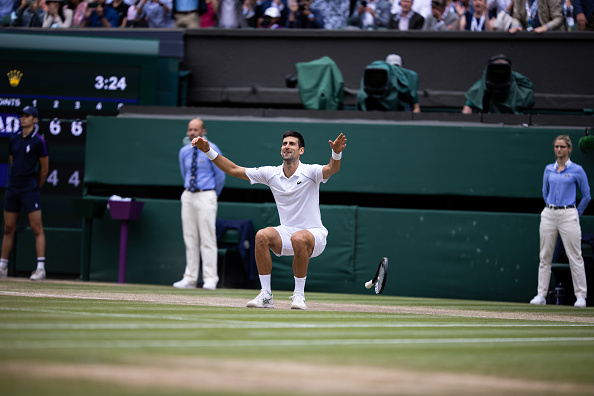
left=189, top=147, right=198, bottom=192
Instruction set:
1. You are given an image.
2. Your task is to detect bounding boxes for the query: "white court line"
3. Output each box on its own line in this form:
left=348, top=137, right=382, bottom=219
left=1, top=337, right=594, bottom=349
left=1, top=322, right=593, bottom=330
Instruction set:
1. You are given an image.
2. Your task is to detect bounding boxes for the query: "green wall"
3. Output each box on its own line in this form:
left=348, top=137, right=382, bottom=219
left=86, top=116, right=592, bottom=198
left=83, top=198, right=576, bottom=302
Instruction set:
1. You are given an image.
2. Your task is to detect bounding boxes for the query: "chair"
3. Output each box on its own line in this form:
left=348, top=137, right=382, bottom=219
left=217, top=227, right=241, bottom=289
left=215, top=218, right=257, bottom=289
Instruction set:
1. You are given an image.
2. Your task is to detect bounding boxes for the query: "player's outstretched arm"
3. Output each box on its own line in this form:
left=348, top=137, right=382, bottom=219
left=192, top=137, right=249, bottom=180
left=323, top=133, right=347, bottom=179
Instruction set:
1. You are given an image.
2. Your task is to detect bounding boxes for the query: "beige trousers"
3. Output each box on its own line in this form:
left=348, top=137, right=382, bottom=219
left=181, top=189, right=218, bottom=285
left=174, top=12, right=201, bottom=28
left=538, top=207, right=587, bottom=299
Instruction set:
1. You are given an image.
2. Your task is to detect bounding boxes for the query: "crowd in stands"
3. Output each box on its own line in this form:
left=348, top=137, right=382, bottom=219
left=1, top=0, right=592, bottom=30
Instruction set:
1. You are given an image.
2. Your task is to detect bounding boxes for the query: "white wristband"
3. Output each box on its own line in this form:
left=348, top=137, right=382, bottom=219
left=205, top=148, right=219, bottom=161
left=332, top=150, right=342, bottom=160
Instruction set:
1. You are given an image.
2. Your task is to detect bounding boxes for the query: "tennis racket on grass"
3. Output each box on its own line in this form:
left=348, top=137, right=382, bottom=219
left=364, top=257, right=388, bottom=294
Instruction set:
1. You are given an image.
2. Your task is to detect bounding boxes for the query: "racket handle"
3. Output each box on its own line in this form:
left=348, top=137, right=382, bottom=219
left=364, top=280, right=374, bottom=289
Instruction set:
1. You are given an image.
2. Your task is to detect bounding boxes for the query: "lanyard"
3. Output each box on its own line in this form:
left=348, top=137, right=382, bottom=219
left=525, top=0, right=538, bottom=26
left=470, top=14, right=485, bottom=30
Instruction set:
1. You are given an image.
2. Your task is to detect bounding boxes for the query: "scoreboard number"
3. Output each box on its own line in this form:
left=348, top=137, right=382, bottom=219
left=46, top=169, right=81, bottom=188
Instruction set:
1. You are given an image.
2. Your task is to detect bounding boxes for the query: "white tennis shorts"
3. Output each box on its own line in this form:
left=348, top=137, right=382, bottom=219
left=272, top=225, right=328, bottom=258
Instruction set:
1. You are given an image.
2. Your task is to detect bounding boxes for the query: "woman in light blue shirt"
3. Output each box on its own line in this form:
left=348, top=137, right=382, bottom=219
left=530, top=135, right=590, bottom=308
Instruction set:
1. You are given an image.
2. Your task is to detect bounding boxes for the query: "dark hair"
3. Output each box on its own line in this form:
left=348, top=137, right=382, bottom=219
left=282, top=131, right=305, bottom=148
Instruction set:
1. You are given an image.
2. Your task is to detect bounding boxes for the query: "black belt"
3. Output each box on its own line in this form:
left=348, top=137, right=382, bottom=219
left=186, top=188, right=214, bottom=193
left=176, top=9, right=198, bottom=14
left=546, top=204, right=576, bottom=210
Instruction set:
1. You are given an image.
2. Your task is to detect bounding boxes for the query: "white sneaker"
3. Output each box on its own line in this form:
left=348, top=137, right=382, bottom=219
left=246, top=289, right=274, bottom=308
left=30, top=268, right=45, bottom=281
left=173, top=279, right=196, bottom=289
left=574, top=297, right=587, bottom=308
left=529, top=294, right=546, bottom=305
left=202, top=281, right=217, bottom=290
left=290, top=293, right=307, bottom=310
left=0, top=267, right=7, bottom=279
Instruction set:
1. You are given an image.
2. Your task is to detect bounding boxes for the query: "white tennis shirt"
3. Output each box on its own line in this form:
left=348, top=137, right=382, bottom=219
left=246, top=162, right=328, bottom=230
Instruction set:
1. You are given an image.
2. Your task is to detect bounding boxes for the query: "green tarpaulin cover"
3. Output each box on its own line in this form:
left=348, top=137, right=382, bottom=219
left=296, top=56, right=344, bottom=110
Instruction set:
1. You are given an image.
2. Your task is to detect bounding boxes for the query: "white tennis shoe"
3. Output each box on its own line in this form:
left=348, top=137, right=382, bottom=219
left=290, top=292, right=307, bottom=310
left=529, top=294, right=546, bottom=305
left=574, top=297, right=587, bottom=308
left=0, top=267, right=7, bottom=279
left=30, top=268, right=45, bottom=281
left=246, top=289, right=274, bottom=308
left=173, top=279, right=196, bottom=289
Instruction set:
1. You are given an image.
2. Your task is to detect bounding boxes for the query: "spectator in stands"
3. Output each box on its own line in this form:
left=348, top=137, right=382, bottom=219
left=191, top=131, right=347, bottom=310
left=422, top=0, right=459, bottom=30
left=0, top=106, right=48, bottom=282
left=42, top=0, right=72, bottom=26
left=508, top=0, right=566, bottom=32
left=200, top=0, right=217, bottom=26
left=81, top=0, right=119, bottom=26
left=388, top=0, right=425, bottom=30
left=173, top=0, right=202, bottom=28
left=259, top=5, right=283, bottom=27
left=348, top=0, right=392, bottom=29
left=493, top=0, right=514, bottom=30
left=311, top=0, right=350, bottom=29
left=562, top=0, right=574, bottom=29
left=107, top=0, right=128, bottom=26
left=13, top=0, right=45, bottom=26
left=462, top=54, right=534, bottom=114
left=574, top=0, right=594, bottom=30
left=138, top=0, right=173, bottom=26
left=174, top=118, right=225, bottom=291
left=241, top=0, right=256, bottom=26
left=450, top=0, right=472, bottom=16
left=256, top=0, right=289, bottom=27
left=488, top=0, right=510, bottom=16
left=392, top=0, right=431, bottom=19
left=216, top=0, right=248, bottom=27
left=286, top=0, right=324, bottom=28
left=0, top=0, right=14, bottom=23
left=67, top=0, right=87, bottom=27
left=125, top=0, right=143, bottom=25
left=530, top=135, right=590, bottom=308
left=457, top=0, right=494, bottom=30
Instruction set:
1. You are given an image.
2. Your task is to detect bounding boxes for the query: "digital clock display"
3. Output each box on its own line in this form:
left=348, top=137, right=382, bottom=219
left=94, top=76, right=128, bottom=91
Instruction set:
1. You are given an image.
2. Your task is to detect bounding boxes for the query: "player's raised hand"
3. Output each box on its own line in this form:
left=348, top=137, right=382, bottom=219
left=192, top=137, right=210, bottom=152
left=329, top=133, right=347, bottom=154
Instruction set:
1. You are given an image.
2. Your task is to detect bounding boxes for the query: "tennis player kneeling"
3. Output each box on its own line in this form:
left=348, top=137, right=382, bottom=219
left=192, top=131, right=347, bottom=310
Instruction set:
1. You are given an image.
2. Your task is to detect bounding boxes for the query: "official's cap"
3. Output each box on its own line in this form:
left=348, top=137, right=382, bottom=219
left=20, top=106, right=39, bottom=118
left=385, top=54, right=402, bottom=67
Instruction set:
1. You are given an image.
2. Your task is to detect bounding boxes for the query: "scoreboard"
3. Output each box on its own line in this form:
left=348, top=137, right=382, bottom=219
left=0, top=61, right=142, bottom=196
left=0, top=34, right=158, bottom=203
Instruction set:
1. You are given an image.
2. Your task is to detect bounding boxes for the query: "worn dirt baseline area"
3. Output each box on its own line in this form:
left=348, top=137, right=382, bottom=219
left=2, top=279, right=592, bottom=323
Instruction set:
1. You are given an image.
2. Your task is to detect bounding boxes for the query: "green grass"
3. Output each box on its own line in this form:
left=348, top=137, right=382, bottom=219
left=1, top=280, right=594, bottom=396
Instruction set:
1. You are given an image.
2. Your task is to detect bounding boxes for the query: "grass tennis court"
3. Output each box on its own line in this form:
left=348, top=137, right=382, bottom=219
left=1, top=278, right=594, bottom=396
